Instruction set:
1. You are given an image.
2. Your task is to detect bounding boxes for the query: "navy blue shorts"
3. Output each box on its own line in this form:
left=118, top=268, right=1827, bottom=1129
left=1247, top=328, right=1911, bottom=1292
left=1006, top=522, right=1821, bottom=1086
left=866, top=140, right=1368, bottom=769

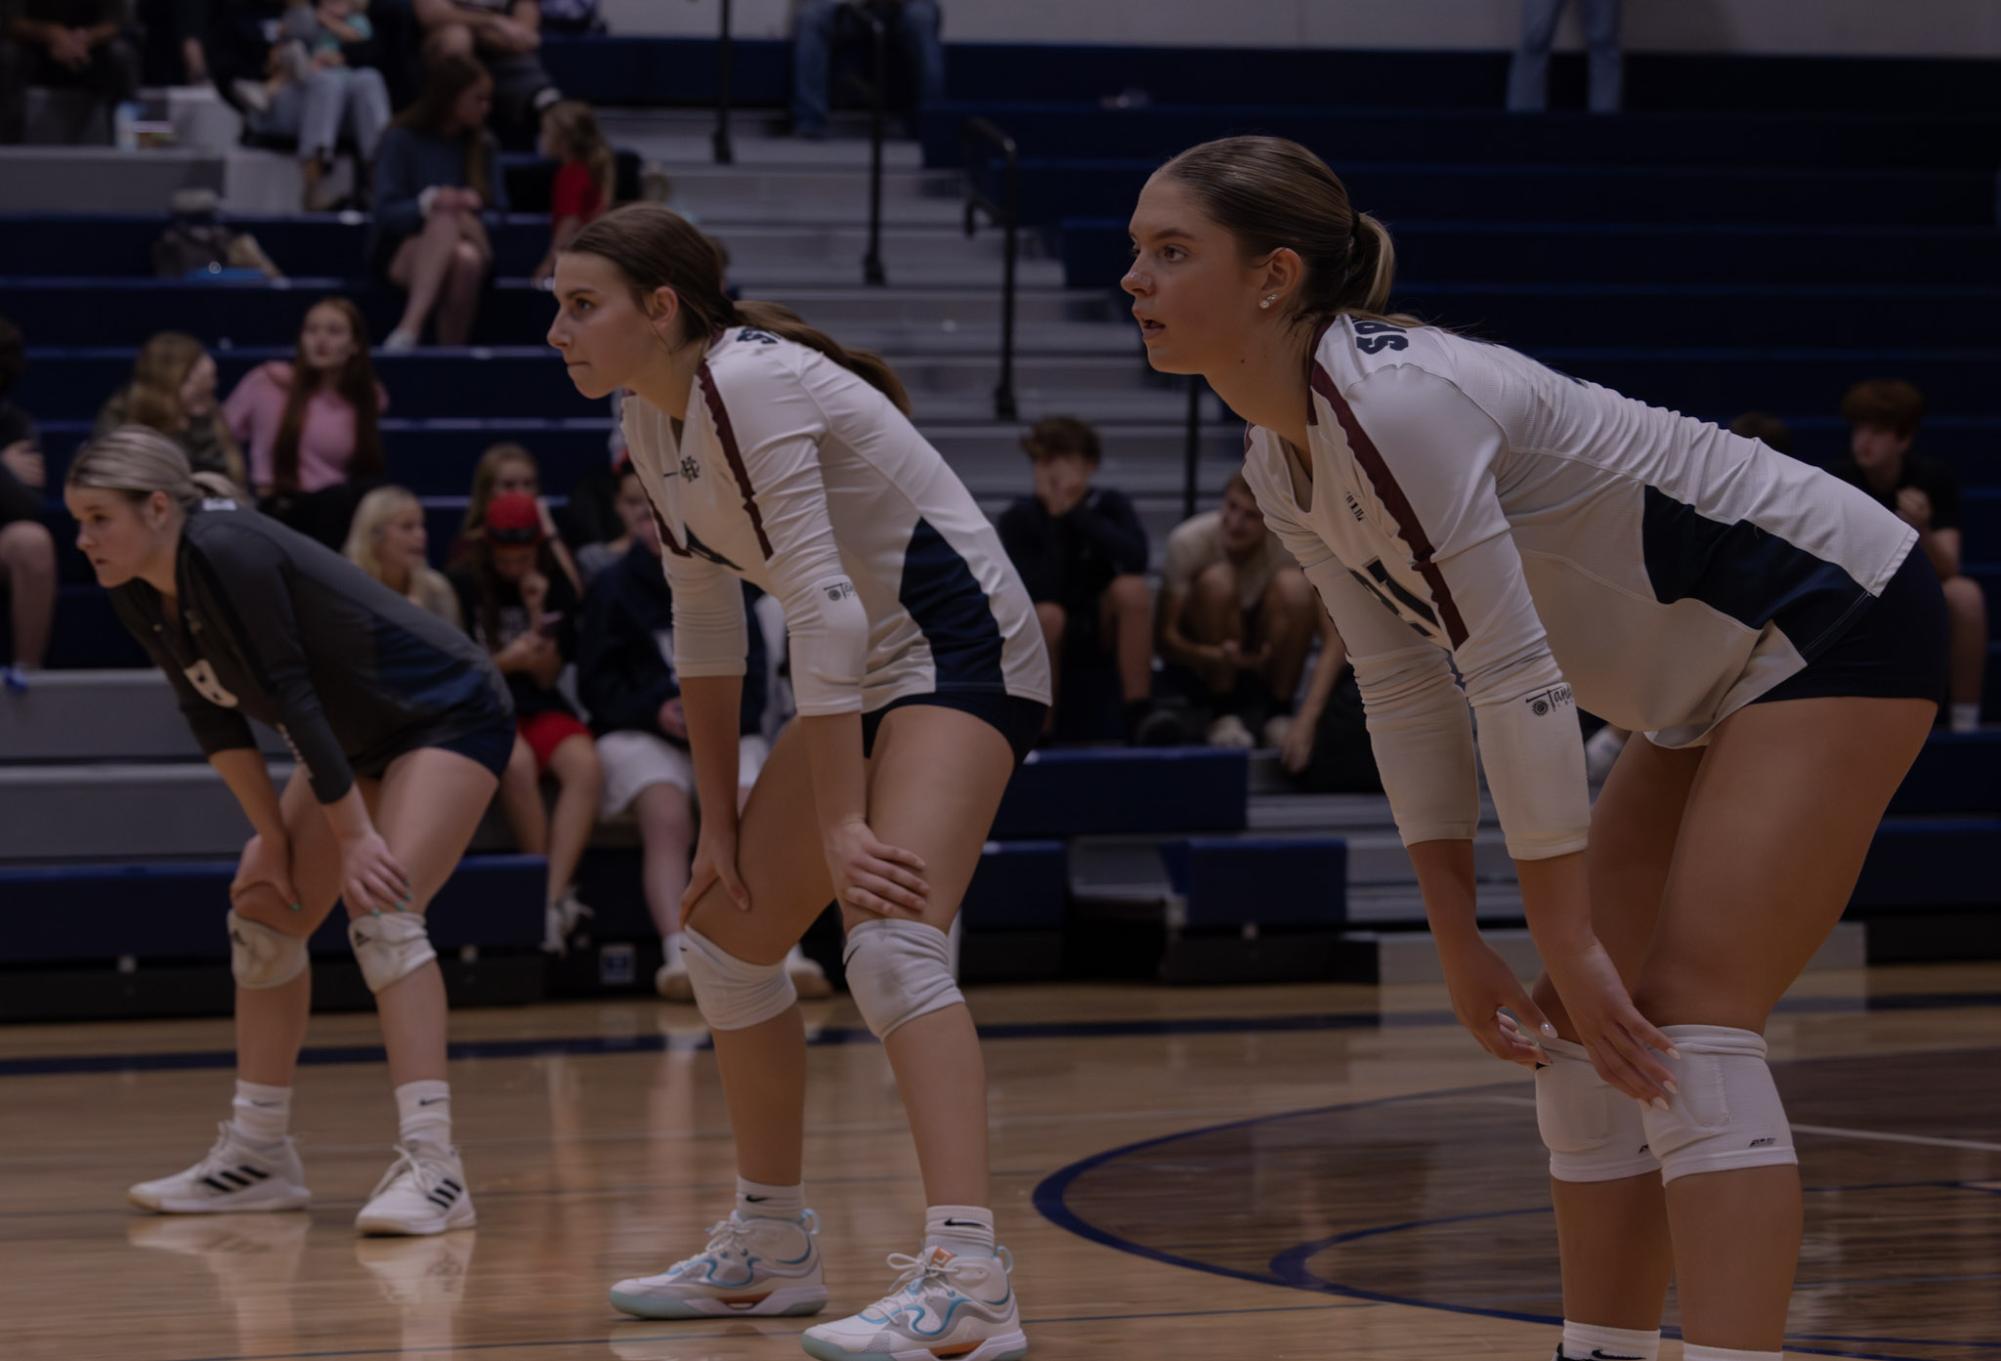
left=861, top=691, right=1048, bottom=767
left=1751, top=547, right=1948, bottom=707
left=359, top=715, right=517, bottom=783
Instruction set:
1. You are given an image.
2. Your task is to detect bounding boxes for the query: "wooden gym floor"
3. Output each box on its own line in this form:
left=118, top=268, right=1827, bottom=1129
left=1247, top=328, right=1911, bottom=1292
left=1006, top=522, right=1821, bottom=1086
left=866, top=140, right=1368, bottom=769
left=1, top=964, right=1997, bottom=1361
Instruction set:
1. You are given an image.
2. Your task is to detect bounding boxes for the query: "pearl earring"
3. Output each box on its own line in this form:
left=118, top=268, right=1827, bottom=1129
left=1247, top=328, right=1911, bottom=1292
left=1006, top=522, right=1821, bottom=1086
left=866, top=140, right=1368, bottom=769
left=1260, top=295, right=1277, bottom=310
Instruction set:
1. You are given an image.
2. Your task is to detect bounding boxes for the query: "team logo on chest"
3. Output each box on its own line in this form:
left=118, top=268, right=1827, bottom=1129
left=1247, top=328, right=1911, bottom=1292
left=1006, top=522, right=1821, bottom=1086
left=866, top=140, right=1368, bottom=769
left=678, top=454, right=701, bottom=482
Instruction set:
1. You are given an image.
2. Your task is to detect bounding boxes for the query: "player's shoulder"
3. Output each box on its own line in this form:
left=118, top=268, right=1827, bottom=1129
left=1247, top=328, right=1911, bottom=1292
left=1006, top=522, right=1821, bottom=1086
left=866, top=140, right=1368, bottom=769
left=1313, top=313, right=1470, bottom=403
left=701, top=325, right=810, bottom=399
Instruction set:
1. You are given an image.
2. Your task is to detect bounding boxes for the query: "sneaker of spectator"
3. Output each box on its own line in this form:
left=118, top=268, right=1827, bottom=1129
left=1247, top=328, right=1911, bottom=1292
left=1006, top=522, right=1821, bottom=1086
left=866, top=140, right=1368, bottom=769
left=1157, top=473, right=1318, bottom=749
left=995, top=416, right=1158, bottom=743
left=1830, top=379, right=1987, bottom=732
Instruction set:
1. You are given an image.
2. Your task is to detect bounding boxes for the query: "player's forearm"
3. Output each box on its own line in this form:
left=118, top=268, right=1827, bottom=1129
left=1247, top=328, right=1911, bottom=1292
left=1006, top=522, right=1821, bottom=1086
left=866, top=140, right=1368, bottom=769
left=798, top=710, right=868, bottom=837
left=681, top=675, right=746, bottom=831
left=1408, top=838, right=1480, bottom=945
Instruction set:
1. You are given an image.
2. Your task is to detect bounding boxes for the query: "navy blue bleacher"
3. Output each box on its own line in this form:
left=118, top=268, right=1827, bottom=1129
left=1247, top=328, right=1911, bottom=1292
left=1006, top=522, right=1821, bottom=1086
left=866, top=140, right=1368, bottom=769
left=1159, top=836, right=1347, bottom=931
left=991, top=748, right=1248, bottom=840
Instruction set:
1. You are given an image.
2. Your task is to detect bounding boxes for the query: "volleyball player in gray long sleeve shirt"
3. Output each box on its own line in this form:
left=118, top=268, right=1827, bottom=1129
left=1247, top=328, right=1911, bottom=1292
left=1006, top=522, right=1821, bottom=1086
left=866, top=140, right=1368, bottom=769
left=68, top=426, right=511, bottom=1237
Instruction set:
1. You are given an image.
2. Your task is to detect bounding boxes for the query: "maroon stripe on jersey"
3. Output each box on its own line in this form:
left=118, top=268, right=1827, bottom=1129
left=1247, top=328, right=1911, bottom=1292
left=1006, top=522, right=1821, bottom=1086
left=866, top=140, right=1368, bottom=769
left=1303, top=317, right=1336, bottom=425
left=695, top=364, right=775, bottom=560
left=1310, top=363, right=1470, bottom=649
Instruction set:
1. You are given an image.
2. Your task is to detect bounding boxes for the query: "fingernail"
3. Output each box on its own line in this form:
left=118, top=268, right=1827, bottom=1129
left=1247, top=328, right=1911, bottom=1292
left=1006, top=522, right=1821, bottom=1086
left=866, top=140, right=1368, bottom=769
left=1668, top=1047, right=1683, bottom=1060
left=1652, top=1097, right=1671, bottom=1112
left=1539, top=1022, right=1558, bottom=1039
left=1663, top=1078, right=1679, bottom=1095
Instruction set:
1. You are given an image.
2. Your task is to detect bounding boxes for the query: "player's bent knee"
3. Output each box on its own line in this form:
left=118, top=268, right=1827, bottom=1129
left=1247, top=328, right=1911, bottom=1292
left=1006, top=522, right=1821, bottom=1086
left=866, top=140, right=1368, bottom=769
left=228, top=909, right=309, bottom=989
left=843, top=918, right=962, bottom=1040
left=1640, top=1025, right=1796, bottom=1184
left=682, top=927, right=796, bottom=1030
left=1534, top=1037, right=1659, bottom=1182
left=347, top=910, right=437, bottom=993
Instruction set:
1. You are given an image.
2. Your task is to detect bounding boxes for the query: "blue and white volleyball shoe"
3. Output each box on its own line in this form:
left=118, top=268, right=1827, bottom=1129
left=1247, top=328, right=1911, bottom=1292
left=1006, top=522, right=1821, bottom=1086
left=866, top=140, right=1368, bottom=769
left=610, top=1209, right=828, bottom=1319
left=801, top=1244, right=1026, bottom=1361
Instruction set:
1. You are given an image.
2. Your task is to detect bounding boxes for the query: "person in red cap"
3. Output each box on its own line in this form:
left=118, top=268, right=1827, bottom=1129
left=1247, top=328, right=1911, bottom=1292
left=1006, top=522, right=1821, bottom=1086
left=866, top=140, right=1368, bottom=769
left=449, top=488, right=601, bottom=953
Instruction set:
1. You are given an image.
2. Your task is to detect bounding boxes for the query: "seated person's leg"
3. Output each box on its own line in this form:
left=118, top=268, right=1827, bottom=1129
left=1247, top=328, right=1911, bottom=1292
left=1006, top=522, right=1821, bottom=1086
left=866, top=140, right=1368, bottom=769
left=890, top=0, right=945, bottom=124
left=1943, top=575, right=1988, bottom=731
left=1255, top=565, right=1318, bottom=712
left=789, top=0, right=838, bottom=135
left=423, top=22, right=476, bottom=63
left=1180, top=559, right=1243, bottom=697
left=1100, top=572, right=1154, bottom=709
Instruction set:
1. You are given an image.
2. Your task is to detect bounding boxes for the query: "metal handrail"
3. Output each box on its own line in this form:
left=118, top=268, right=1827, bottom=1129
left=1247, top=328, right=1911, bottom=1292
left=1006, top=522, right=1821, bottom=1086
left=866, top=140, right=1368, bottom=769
left=833, top=2, right=888, bottom=285
left=712, top=0, right=734, bottom=165
left=959, top=116, right=1019, bottom=422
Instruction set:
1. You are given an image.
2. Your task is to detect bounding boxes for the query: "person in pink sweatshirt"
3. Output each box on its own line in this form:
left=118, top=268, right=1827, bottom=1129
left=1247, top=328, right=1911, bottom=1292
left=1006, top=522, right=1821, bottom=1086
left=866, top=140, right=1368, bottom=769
left=222, top=295, right=389, bottom=548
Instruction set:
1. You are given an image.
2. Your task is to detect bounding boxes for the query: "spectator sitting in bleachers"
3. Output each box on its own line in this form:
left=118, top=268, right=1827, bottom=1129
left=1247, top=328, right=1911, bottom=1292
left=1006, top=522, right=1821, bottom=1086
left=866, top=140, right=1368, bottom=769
left=413, top=0, right=559, bottom=145
left=0, top=0, right=139, bottom=144
left=996, top=415, right=1155, bottom=742
left=0, top=314, right=54, bottom=688
left=577, top=484, right=830, bottom=1000
left=371, top=54, right=507, bottom=351
left=344, top=483, right=461, bottom=627
left=1157, top=473, right=1318, bottom=748
left=788, top=0, right=943, bottom=140
left=451, top=489, right=600, bottom=952
left=1728, top=410, right=1794, bottom=458
left=573, top=455, right=644, bottom=586
left=530, top=99, right=613, bottom=286
left=94, top=331, right=247, bottom=491
left=1830, top=379, right=1987, bottom=731
left=228, top=0, right=392, bottom=210
left=453, top=440, right=583, bottom=594
left=222, top=296, right=386, bottom=549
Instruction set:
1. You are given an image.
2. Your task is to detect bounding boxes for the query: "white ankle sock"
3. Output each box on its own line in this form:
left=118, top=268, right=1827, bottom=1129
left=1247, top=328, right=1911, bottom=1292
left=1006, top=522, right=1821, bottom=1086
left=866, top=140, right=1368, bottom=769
left=736, top=1176, right=803, bottom=1220
left=394, top=1080, right=452, bottom=1153
left=1682, top=1346, right=1781, bottom=1361
left=925, top=1204, right=996, bottom=1256
left=230, top=1080, right=292, bottom=1146
left=1950, top=702, right=1979, bottom=732
left=1561, top=1321, right=1661, bottom=1360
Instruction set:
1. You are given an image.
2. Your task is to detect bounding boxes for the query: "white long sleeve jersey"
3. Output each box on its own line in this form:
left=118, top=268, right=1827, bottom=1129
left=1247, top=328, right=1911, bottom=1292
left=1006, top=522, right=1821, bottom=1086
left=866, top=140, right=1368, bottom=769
left=1244, top=316, right=1917, bottom=861
left=621, top=326, right=1051, bottom=718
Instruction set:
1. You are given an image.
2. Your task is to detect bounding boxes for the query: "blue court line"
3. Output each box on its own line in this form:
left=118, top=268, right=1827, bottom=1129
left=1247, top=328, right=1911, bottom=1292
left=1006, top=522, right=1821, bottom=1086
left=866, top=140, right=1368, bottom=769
left=7, top=988, right=2001, bottom=1079
left=147, top=1299, right=1370, bottom=1361
left=1032, top=1082, right=2001, bottom=1361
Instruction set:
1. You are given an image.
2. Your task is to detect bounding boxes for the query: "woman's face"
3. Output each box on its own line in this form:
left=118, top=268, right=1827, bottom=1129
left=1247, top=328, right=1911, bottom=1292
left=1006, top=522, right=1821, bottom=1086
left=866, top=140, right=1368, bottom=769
left=449, top=78, right=493, bottom=134
left=492, top=458, right=538, bottom=500
left=300, top=305, right=358, bottom=372
left=66, top=486, right=173, bottom=588
left=548, top=251, right=676, bottom=400
left=179, top=354, right=217, bottom=418
left=490, top=543, right=536, bottom=582
left=1123, top=173, right=1267, bottom=377
left=377, top=506, right=426, bottom=573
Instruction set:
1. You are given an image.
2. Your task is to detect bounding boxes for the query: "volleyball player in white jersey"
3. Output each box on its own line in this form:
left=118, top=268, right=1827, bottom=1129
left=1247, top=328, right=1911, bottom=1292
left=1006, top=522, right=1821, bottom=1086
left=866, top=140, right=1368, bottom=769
left=1126, top=138, right=1942, bottom=1361
left=547, top=205, right=1047, bottom=1361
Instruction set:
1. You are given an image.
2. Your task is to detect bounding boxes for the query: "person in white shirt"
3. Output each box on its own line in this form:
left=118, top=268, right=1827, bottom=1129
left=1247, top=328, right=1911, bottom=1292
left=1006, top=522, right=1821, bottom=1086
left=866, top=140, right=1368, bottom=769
left=548, top=204, right=1048, bottom=1361
left=1124, top=136, right=1944, bottom=1361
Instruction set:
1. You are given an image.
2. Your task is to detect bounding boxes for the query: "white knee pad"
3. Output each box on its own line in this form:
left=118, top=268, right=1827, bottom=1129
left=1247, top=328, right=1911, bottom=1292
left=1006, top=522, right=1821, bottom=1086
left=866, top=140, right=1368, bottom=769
left=1640, top=1025, right=1797, bottom=1184
left=681, top=928, right=797, bottom=1031
left=347, top=910, right=437, bottom=993
left=227, top=909, right=309, bottom=990
left=843, top=918, right=963, bottom=1040
left=1534, top=1037, right=1660, bottom=1182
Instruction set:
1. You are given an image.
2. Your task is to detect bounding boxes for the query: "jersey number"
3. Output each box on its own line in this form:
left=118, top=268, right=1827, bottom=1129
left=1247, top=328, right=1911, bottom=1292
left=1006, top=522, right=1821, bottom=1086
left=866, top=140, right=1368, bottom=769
left=183, top=660, right=241, bottom=708
left=1349, top=558, right=1439, bottom=641
left=1354, top=320, right=1408, bottom=355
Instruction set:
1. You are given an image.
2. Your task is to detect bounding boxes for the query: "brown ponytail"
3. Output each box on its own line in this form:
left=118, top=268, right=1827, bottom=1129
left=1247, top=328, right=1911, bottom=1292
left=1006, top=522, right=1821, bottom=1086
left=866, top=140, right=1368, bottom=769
left=1160, top=136, right=1419, bottom=329
left=567, top=204, right=913, bottom=415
